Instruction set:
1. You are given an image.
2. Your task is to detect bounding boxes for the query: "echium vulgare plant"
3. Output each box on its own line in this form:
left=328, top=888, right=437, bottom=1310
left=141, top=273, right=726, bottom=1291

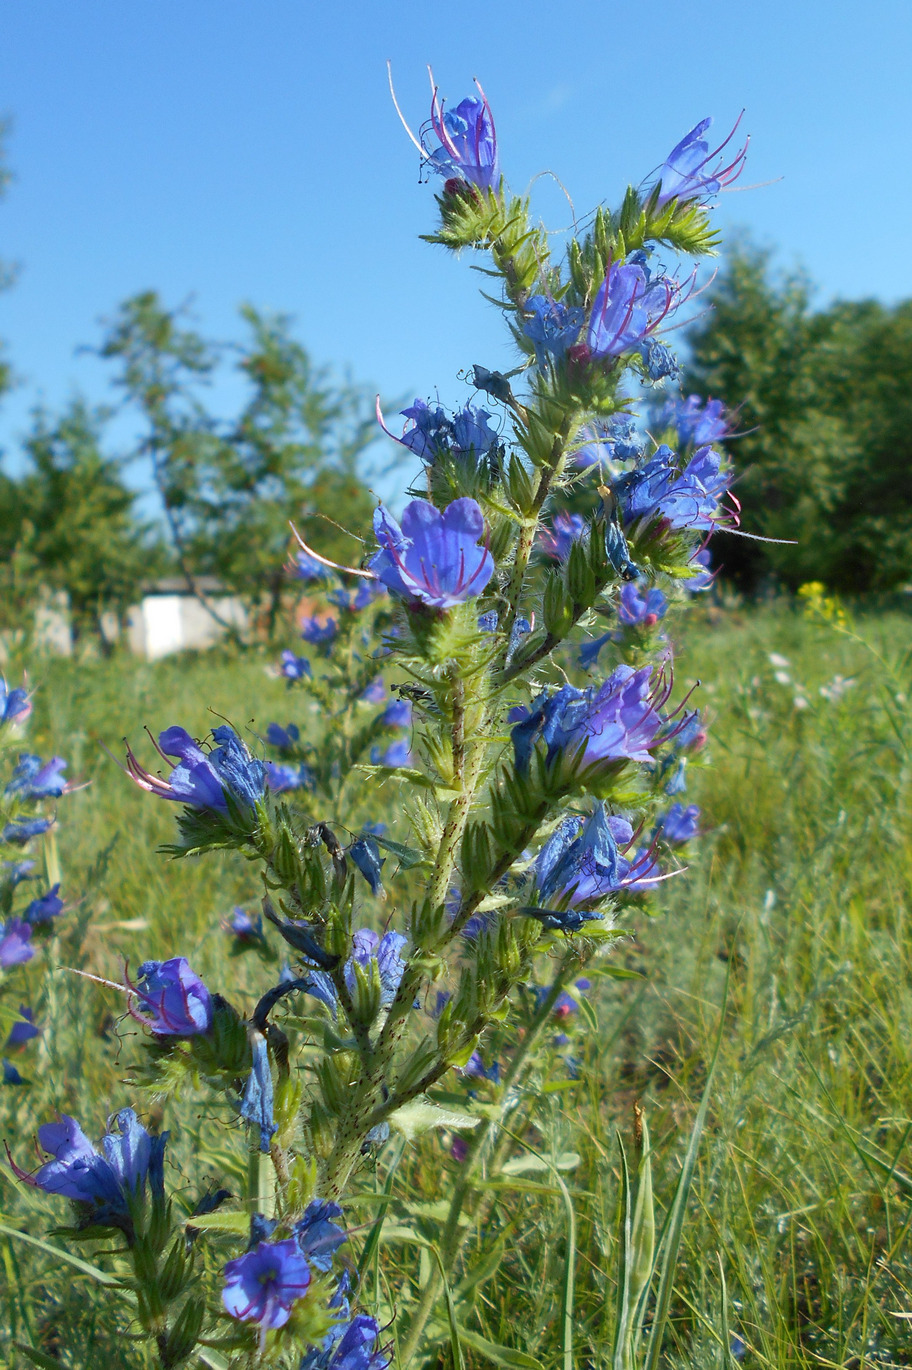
left=8, top=84, right=748, bottom=1367
left=0, top=677, right=77, bottom=1087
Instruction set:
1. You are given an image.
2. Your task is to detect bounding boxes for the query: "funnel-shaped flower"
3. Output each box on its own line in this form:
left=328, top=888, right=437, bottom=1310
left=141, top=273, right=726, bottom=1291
left=663, top=394, right=729, bottom=448
left=222, top=1237, right=311, bottom=1331
left=523, top=295, right=584, bottom=370
left=511, top=665, right=670, bottom=775
left=535, top=806, right=634, bottom=907
left=8, top=1108, right=166, bottom=1225
left=124, top=725, right=266, bottom=813
left=0, top=918, right=34, bottom=968
left=294, top=1199, right=347, bottom=1272
left=622, top=445, right=735, bottom=531
left=0, top=680, right=30, bottom=728
left=654, top=115, right=748, bottom=208
left=586, top=260, right=679, bottom=361
left=659, top=802, right=700, bottom=843
left=538, top=511, right=584, bottom=562
left=424, top=86, right=499, bottom=190
left=5, top=754, right=70, bottom=800
left=131, top=957, right=213, bottom=1036
left=369, top=499, right=494, bottom=608
left=617, top=583, right=668, bottom=627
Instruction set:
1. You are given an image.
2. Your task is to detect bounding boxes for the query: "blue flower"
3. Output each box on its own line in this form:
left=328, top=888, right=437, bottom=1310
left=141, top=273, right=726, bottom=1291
left=379, top=699, right=411, bottom=728
left=265, top=761, right=315, bottom=794
left=3, top=1060, right=25, bottom=1085
left=523, top=295, right=584, bottom=370
left=6, top=1005, right=40, bottom=1047
left=578, top=633, right=613, bottom=672
left=620, top=445, right=734, bottom=531
left=663, top=394, right=729, bottom=448
left=23, top=883, right=64, bottom=924
left=654, top=116, right=748, bottom=208
left=227, top=907, right=263, bottom=942
left=124, top=725, right=266, bottom=814
left=0, top=679, right=31, bottom=728
left=423, top=86, right=499, bottom=191
left=659, top=803, right=700, bottom=843
left=585, top=260, right=680, bottom=362
left=301, top=616, right=338, bottom=647
left=294, top=1199, right=347, bottom=1272
left=574, top=417, right=645, bottom=469
left=222, top=1238, right=311, bottom=1332
left=533, top=805, right=635, bottom=911
left=511, top=666, right=670, bottom=775
left=360, top=677, right=387, bottom=705
left=537, top=512, right=584, bottom=562
left=300, top=1313, right=391, bottom=1370
left=370, top=739, right=412, bottom=768
left=639, top=338, right=680, bottom=382
left=281, top=650, right=312, bottom=680
left=266, top=722, right=300, bottom=751
left=617, top=583, right=668, bottom=627
left=392, top=397, right=500, bottom=465
left=369, top=499, right=494, bottom=609
left=0, top=918, right=34, bottom=967
left=5, top=754, right=70, bottom=800
left=350, top=837, right=385, bottom=897
left=131, top=958, right=213, bottom=1036
left=8, top=1108, right=167, bottom=1225
left=685, top=547, right=714, bottom=592
left=294, top=550, right=335, bottom=583
left=240, top=1030, right=277, bottom=1153
left=1, top=860, right=35, bottom=887
left=2, top=818, right=52, bottom=845
left=302, top=930, right=407, bottom=1017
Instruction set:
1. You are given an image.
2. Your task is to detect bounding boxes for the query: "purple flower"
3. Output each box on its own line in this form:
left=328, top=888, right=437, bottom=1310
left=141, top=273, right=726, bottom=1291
left=23, top=883, right=64, bottom=924
left=349, top=837, right=385, bottom=898
left=5, top=754, right=70, bottom=800
left=685, top=547, right=714, bottom=592
left=0, top=679, right=31, bottom=728
left=574, top=417, right=645, bottom=469
left=534, top=806, right=635, bottom=910
left=301, top=616, right=338, bottom=646
left=6, top=1005, right=40, bottom=1047
left=265, top=761, right=315, bottom=794
left=227, top=908, right=263, bottom=942
left=654, top=115, right=748, bottom=208
left=301, top=1313, right=391, bottom=1370
left=281, top=651, right=312, bottom=680
left=370, top=739, right=412, bottom=768
left=3, top=1060, right=25, bottom=1085
left=2, top=860, right=35, bottom=887
left=523, top=295, right=584, bottom=369
left=124, top=725, right=266, bottom=814
left=620, top=445, right=735, bottom=531
left=266, top=722, right=300, bottom=750
left=294, top=1199, right=347, bottom=1272
left=369, top=498, right=494, bottom=608
left=240, top=1030, right=277, bottom=1153
left=8, top=1108, right=166, bottom=1220
left=578, top=633, right=614, bottom=672
left=131, top=957, right=213, bottom=1036
left=293, top=550, right=335, bottom=583
left=392, top=399, right=499, bottom=465
left=424, top=86, right=499, bottom=191
left=660, top=803, right=700, bottom=843
left=304, top=930, right=407, bottom=1016
left=538, top=511, right=584, bottom=562
left=360, top=677, right=387, bottom=705
left=222, top=1238, right=311, bottom=1332
left=584, top=260, right=679, bottom=362
left=617, top=583, right=668, bottom=627
left=379, top=699, right=411, bottom=729
left=639, top=338, right=680, bottom=382
left=461, top=1052, right=500, bottom=1083
left=451, top=1136, right=469, bottom=1163
left=0, top=918, right=34, bottom=968
left=664, top=394, right=729, bottom=448
left=2, top=818, right=52, bottom=845
left=511, top=665, right=670, bottom=775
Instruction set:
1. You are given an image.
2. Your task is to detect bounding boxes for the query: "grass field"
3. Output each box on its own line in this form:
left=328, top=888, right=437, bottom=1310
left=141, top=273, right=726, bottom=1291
left=2, top=600, right=911, bottom=1369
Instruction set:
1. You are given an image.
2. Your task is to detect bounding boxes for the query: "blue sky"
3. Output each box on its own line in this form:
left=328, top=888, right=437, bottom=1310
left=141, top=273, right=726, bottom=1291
left=0, top=0, right=908, bottom=501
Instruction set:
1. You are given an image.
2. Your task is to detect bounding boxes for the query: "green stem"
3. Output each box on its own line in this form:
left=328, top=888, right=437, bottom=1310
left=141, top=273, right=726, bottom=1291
left=396, top=961, right=579, bottom=1366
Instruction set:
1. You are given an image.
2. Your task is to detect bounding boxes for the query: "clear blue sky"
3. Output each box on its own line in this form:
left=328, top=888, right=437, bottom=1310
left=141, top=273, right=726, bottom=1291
left=0, top=0, right=909, bottom=499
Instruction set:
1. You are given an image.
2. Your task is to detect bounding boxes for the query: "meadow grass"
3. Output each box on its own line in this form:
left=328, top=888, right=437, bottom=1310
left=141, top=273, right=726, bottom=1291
left=1, top=602, right=911, bottom=1368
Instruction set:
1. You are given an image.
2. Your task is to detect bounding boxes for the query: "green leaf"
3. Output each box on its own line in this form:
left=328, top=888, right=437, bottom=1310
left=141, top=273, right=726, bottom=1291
left=183, top=1210, right=250, bottom=1234
left=369, top=833, right=430, bottom=870
left=455, top=1324, right=544, bottom=1370
left=14, top=1345, right=64, bottom=1370
left=0, top=1220, right=120, bottom=1286
left=197, top=1351, right=230, bottom=1370
left=388, top=1100, right=481, bottom=1142
left=501, top=1152, right=580, bottom=1175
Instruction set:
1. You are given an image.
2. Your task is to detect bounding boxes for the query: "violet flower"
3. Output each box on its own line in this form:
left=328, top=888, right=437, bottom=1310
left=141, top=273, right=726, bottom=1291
left=23, top=883, right=64, bottom=924
left=659, top=802, right=700, bottom=843
left=264, top=761, right=314, bottom=794
left=369, top=498, right=494, bottom=609
left=5, top=754, right=70, bottom=800
left=423, top=85, right=499, bottom=191
left=6, top=1005, right=40, bottom=1047
left=300, top=616, right=338, bottom=647
left=523, top=295, right=584, bottom=370
left=222, top=1238, right=311, bottom=1333
left=130, top=957, right=213, bottom=1036
left=294, top=1199, right=347, bottom=1272
left=685, top=547, right=714, bottom=592
left=0, top=918, right=34, bottom=968
left=584, top=260, right=680, bottom=362
left=533, top=805, right=635, bottom=909
left=511, top=665, right=671, bottom=775
left=349, top=837, right=385, bottom=897
left=654, top=115, right=748, bottom=208
left=2, top=819, right=52, bottom=845
left=620, top=445, right=736, bottom=531
left=124, top=725, right=266, bottom=814
left=240, top=1030, right=277, bottom=1153
left=379, top=698, right=411, bottom=729
left=0, top=679, right=31, bottom=728
left=664, top=394, right=729, bottom=448
left=617, top=583, right=668, bottom=627
left=280, top=651, right=312, bottom=681
left=538, top=511, right=584, bottom=562
left=574, top=417, right=645, bottom=469
left=370, top=739, right=412, bottom=768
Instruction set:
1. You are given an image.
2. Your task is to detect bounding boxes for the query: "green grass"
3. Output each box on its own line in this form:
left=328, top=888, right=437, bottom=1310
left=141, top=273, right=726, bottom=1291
left=2, top=602, right=912, bottom=1369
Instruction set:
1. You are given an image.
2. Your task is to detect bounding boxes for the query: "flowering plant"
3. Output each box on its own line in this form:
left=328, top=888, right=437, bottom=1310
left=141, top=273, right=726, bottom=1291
left=6, top=78, right=746, bottom=1367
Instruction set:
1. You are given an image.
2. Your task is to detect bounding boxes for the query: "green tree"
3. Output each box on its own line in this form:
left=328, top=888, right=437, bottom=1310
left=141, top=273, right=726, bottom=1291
left=99, top=292, right=378, bottom=632
left=683, top=242, right=912, bottom=593
left=0, top=399, right=164, bottom=644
